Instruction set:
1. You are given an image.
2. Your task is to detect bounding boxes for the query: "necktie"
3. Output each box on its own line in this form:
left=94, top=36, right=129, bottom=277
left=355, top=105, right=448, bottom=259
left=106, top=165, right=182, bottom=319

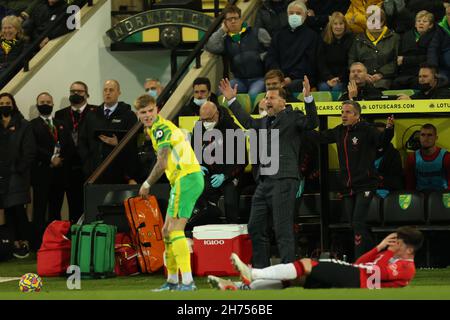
left=73, top=110, right=81, bottom=122
left=104, top=108, right=111, bottom=119
left=45, top=118, right=53, bottom=129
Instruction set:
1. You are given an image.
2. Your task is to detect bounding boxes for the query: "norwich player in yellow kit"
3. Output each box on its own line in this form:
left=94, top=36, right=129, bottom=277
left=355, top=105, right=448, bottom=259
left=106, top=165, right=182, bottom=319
left=136, top=94, right=204, bottom=291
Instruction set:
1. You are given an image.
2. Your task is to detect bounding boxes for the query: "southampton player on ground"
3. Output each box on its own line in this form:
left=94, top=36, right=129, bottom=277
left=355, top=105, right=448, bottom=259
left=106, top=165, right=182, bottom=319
left=208, top=226, right=423, bottom=290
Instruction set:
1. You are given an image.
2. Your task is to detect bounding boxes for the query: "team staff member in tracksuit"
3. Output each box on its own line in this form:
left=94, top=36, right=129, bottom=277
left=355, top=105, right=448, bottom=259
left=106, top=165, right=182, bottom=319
left=55, top=81, right=97, bottom=223
left=30, top=92, right=74, bottom=250
left=219, top=76, right=318, bottom=268
left=319, top=100, right=395, bottom=260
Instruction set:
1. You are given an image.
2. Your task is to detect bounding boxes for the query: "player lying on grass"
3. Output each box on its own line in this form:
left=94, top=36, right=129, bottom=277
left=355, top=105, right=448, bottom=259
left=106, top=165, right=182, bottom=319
left=208, top=226, right=423, bottom=290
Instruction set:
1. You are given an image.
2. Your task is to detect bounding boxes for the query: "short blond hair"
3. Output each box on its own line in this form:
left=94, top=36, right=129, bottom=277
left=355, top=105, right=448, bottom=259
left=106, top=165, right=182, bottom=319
left=134, top=94, right=156, bottom=110
left=416, top=10, right=434, bottom=24
left=2, top=15, right=23, bottom=39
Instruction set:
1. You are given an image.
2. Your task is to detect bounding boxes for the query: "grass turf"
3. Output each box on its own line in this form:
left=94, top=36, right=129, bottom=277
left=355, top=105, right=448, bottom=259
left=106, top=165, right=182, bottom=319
left=1, top=255, right=450, bottom=300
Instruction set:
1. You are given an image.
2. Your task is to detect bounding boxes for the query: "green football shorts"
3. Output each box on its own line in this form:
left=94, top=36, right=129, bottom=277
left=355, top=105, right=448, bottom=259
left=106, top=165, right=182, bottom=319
left=167, top=171, right=204, bottom=219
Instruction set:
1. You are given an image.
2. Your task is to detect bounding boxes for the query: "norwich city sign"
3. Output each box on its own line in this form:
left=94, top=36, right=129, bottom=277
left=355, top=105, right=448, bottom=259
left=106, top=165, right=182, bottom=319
left=106, top=8, right=214, bottom=43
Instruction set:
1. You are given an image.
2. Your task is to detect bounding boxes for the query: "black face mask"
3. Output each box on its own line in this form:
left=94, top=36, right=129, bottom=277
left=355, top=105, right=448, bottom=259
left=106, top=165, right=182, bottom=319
left=0, top=105, right=12, bottom=117
left=419, top=83, right=432, bottom=92
left=69, top=93, right=84, bottom=105
left=37, top=104, right=53, bottom=116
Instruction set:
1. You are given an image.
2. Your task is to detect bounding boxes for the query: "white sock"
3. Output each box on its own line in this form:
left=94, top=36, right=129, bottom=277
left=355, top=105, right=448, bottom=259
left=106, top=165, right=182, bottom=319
left=252, top=263, right=297, bottom=280
left=250, top=279, right=284, bottom=290
left=167, top=274, right=178, bottom=284
left=181, top=272, right=193, bottom=285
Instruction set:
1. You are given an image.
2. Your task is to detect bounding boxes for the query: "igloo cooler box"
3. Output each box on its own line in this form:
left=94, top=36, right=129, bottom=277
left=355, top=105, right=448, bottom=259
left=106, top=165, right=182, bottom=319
left=192, top=224, right=252, bottom=276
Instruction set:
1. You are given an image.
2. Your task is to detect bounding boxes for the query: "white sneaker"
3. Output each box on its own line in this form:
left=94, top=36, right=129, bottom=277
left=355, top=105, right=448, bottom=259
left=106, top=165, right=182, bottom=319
left=207, top=275, right=238, bottom=291
left=230, top=253, right=252, bottom=285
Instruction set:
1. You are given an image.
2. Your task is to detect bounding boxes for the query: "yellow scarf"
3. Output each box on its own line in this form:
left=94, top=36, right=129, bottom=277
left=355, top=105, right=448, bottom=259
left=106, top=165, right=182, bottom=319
left=366, top=26, right=388, bottom=46
left=1, top=38, right=17, bottom=55
left=228, top=22, right=248, bottom=43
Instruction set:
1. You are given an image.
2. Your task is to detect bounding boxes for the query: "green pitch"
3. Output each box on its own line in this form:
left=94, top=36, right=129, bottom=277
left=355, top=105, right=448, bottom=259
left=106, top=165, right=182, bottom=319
left=1, top=255, right=450, bottom=300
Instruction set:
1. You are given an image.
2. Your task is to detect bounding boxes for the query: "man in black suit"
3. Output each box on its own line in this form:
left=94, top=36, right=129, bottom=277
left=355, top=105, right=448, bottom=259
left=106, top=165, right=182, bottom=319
left=31, top=92, right=74, bottom=250
left=219, top=76, right=318, bottom=268
left=79, top=79, right=138, bottom=184
left=55, top=81, right=97, bottom=223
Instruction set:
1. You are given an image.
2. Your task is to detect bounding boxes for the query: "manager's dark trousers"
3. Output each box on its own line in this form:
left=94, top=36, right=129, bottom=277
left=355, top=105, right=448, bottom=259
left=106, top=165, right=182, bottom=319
left=343, top=191, right=375, bottom=261
left=248, top=177, right=298, bottom=268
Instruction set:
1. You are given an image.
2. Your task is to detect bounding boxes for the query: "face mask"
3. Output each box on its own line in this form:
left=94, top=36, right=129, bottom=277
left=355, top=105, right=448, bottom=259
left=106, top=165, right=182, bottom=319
left=147, top=89, right=158, bottom=98
left=0, top=105, right=12, bottom=117
left=288, top=14, right=303, bottom=29
left=37, top=104, right=53, bottom=116
left=194, top=98, right=207, bottom=107
left=419, top=83, right=432, bottom=92
left=69, top=93, right=84, bottom=105
left=203, top=121, right=216, bottom=131
left=259, top=110, right=268, bottom=117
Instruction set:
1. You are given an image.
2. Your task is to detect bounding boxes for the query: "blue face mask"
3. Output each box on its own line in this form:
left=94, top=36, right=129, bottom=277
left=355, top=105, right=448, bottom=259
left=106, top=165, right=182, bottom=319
left=288, top=14, right=303, bottom=29
left=193, top=98, right=207, bottom=106
left=147, top=89, right=158, bottom=98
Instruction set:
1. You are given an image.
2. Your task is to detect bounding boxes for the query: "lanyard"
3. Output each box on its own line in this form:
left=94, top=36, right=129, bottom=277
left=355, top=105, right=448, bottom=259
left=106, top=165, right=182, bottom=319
left=69, top=108, right=83, bottom=131
left=45, top=119, right=58, bottom=142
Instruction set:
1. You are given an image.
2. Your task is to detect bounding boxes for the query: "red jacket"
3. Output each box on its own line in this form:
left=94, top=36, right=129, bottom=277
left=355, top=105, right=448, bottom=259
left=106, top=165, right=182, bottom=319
left=355, top=248, right=416, bottom=288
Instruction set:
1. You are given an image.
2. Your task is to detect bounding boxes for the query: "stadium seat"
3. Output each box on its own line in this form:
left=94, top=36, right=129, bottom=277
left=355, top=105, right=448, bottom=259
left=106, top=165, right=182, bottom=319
left=331, top=91, right=343, bottom=101
left=297, top=91, right=333, bottom=102
left=382, top=89, right=415, bottom=97
left=382, top=191, right=425, bottom=224
left=298, top=193, right=321, bottom=217
left=366, top=195, right=382, bottom=224
left=427, top=191, right=450, bottom=224
left=218, top=94, right=252, bottom=113
left=252, top=92, right=266, bottom=112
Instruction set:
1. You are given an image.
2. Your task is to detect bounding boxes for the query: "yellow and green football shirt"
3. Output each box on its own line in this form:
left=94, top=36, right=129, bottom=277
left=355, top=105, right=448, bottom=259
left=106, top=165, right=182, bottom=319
left=147, top=115, right=201, bottom=186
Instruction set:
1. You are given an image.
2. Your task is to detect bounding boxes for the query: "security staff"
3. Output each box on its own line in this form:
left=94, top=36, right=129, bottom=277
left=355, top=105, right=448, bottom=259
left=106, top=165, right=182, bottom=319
left=219, top=76, right=318, bottom=268
left=30, top=92, right=74, bottom=250
left=79, top=79, right=138, bottom=184
left=55, top=81, right=97, bottom=223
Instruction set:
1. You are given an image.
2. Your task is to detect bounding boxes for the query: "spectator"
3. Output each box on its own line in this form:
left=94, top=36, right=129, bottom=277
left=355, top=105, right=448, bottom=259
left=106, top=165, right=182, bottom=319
left=372, top=122, right=404, bottom=198
left=317, top=12, right=354, bottom=92
left=191, top=101, right=246, bottom=224
left=405, top=123, right=450, bottom=192
left=219, top=76, right=318, bottom=268
left=54, top=81, right=97, bottom=224
left=205, top=4, right=271, bottom=97
left=254, top=0, right=289, bottom=37
left=0, top=16, right=25, bottom=72
left=349, top=9, right=400, bottom=90
left=30, top=92, right=73, bottom=250
left=176, top=77, right=219, bottom=125
left=264, top=69, right=299, bottom=102
left=318, top=100, right=395, bottom=260
left=340, top=62, right=384, bottom=101
left=0, top=0, right=39, bottom=20
left=345, top=0, right=383, bottom=34
left=392, top=10, right=436, bottom=89
left=24, top=0, right=71, bottom=49
left=384, top=0, right=445, bottom=34
left=144, top=78, right=164, bottom=99
left=0, top=93, right=35, bottom=258
left=266, top=0, right=319, bottom=92
left=303, top=0, right=351, bottom=34
left=398, top=63, right=450, bottom=99
left=428, top=5, right=450, bottom=81
left=79, top=80, right=138, bottom=184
